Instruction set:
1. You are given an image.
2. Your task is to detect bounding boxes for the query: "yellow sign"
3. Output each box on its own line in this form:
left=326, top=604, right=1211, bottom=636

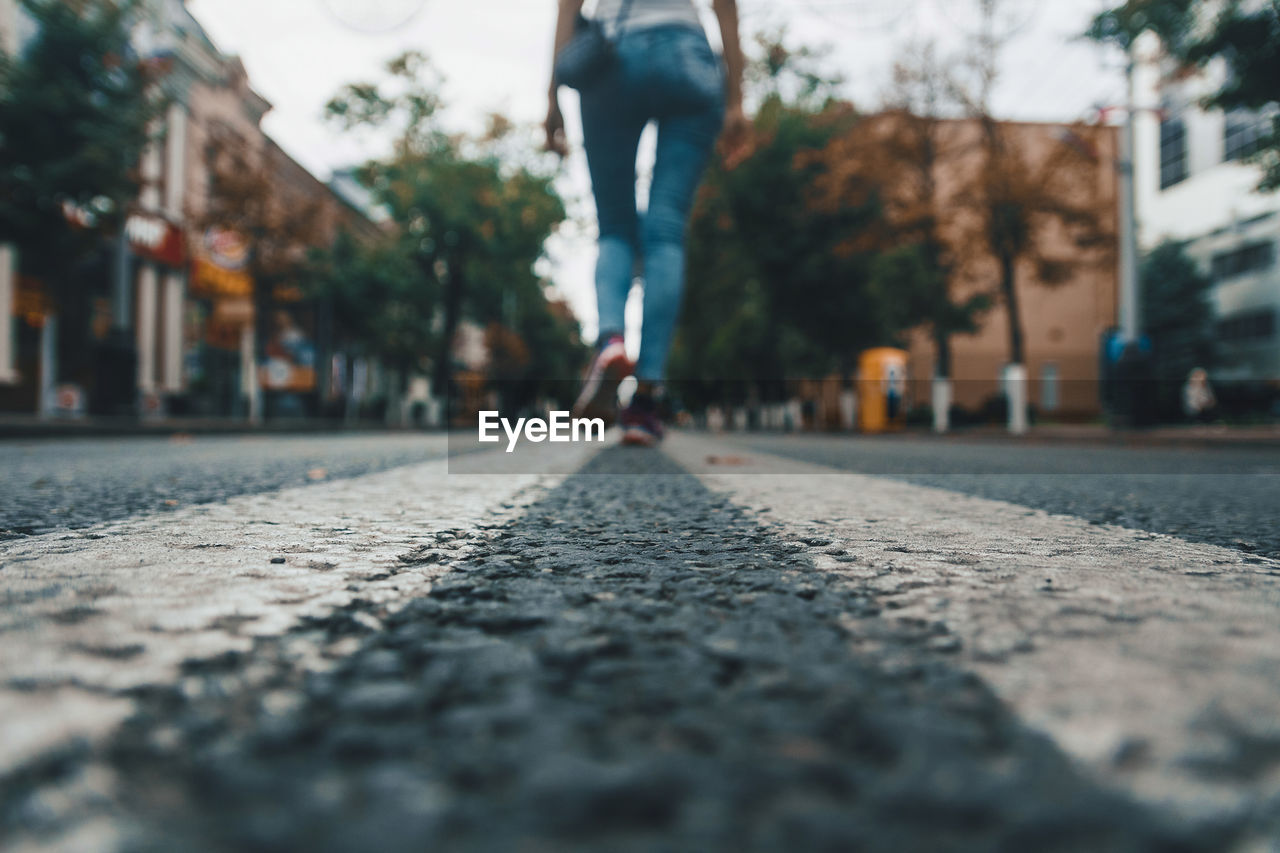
left=191, top=256, right=253, bottom=298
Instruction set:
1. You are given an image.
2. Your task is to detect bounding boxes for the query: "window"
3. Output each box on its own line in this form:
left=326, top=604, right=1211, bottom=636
left=1224, top=108, right=1271, bottom=162
left=1160, top=116, right=1189, bottom=189
left=1217, top=310, right=1277, bottom=342
left=1210, top=241, right=1276, bottom=280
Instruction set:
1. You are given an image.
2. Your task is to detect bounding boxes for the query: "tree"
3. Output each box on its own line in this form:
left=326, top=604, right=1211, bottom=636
left=812, top=44, right=993, bottom=385
left=1139, top=240, right=1215, bottom=418
left=963, top=120, right=1114, bottom=367
left=309, top=228, right=436, bottom=416
left=671, top=32, right=887, bottom=412
left=198, top=135, right=329, bottom=418
left=957, top=0, right=1114, bottom=369
left=325, top=52, right=567, bottom=413
left=1088, top=0, right=1280, bottom=189
left=0, top=0, right=162, bottom=386
left=0, top=0, right=159, bottom=263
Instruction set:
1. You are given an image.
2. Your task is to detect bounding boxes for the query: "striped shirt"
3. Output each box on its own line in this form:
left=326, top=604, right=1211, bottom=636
left=594, top=0, right=703, bottom=36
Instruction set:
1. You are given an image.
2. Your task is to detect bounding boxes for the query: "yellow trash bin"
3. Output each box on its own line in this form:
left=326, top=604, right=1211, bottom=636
left=857, top=348, right=909, bottom=434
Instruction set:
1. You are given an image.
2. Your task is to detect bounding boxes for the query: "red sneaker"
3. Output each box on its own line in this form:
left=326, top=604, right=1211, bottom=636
left=620, top=392, right=664, bottom=447
left=572, top=336, right=633, bottom=423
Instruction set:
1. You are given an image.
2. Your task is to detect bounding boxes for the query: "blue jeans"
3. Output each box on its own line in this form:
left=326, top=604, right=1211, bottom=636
left=580, top=25, right=725, bottom=382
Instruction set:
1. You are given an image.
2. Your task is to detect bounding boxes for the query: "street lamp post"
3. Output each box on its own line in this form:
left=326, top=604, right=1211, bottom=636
left=1118, top=51, right=1141, bottom=346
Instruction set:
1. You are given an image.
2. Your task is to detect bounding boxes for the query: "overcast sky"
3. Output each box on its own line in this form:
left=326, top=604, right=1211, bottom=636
left=185, top=0, right=1127, bottom=342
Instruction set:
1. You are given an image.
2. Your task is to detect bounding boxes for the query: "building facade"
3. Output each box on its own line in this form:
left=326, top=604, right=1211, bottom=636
left=0, top=0, right=380, bottom=420
left=897, top=118, right=1121, bottom=420
left=1132, top=29, right=1280, bottom=387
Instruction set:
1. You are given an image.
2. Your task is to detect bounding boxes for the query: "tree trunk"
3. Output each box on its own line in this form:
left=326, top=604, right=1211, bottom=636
left=433, top=257, right=465, bottom=426
left=999, top=251, right=1025, bottom=366
left=252, top=273, right=274, bottom=423
left=933, top=327, right=952, bottom=380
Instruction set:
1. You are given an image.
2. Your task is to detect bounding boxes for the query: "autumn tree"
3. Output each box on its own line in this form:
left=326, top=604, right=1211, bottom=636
left=812, top=44, right=993, bottom=388
left=957, top=0, right=1114, bottom=370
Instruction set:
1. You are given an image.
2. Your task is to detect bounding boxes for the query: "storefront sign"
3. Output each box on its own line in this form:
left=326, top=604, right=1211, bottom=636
left=126, top=214, right=186, bottom=267
left=53, top=384, right=86, bottom=418
left=260, top=308, right=318, bottom=393
left=259, top=361, right=317, bottom=393
left=191, top=256, right=253, bottom=298
left=190, top=228, right=253, bottom=299
left=203, top=227, right=249, bottom=270
left=15, top=275, right=48, bottom=328
left=204, top=297, right=254, bottom=350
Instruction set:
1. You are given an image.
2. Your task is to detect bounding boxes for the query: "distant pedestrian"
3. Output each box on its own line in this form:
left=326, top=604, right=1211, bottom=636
left=1182, top=367, right=1216, bottom=422
left=546, top=0, right=748, bottom=446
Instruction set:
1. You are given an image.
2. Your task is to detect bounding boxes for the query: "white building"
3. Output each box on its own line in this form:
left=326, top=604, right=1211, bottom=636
left=1132, top=30, right=1280, bottom=384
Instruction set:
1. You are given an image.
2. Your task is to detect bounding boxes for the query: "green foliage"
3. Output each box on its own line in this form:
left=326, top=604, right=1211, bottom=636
left=1085, top=0, right=1197, bottom=52
left=0, top=0, right=162, bottom=277
left=1140, top=240, right=1215, bottom=415
left=1089, top=0, right=1280, bottom=190
left=671, top=91, right=890, bottom=408
left=321, top=51, right=571, bottom=396
left=310, top=229, right=434, bottom=371
left=745, top=28, right=845, bottom=111
left=868, top=243, right=991, bottom=344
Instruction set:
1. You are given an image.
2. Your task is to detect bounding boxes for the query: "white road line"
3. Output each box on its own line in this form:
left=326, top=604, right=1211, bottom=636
left=0, top=440, right=596, bottom=775
left=667, top=432, right=1280, bottom=821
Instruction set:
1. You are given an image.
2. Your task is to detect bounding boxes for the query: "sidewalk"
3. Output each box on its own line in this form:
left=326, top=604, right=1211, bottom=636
left=862, top=421, right=1280, bottom=449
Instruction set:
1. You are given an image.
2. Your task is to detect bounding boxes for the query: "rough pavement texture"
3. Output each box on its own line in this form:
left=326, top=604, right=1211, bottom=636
left=0, top=434, right=450, bottom=540
left=3, top=448, right=1231, bottom=852
left=0, top=453, right=573, bottom=777
left=670, top=433, right=1280, bottom=838
left=727, top=434, right=1280, bottom=559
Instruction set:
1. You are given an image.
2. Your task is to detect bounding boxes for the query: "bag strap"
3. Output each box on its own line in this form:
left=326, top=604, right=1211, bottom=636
left=610, top=0, right=638, bottom=41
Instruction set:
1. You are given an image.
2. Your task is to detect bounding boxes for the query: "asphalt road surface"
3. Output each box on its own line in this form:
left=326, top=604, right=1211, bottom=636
left=0, top=434, right=449, bottom=540
left=3, top=432, right=1279, bottom=850
left=3, top=446, right=1231, bottom=852
left=5, top=431, right=1277, bottom=558
left=722, top=433, right=1280, bottom=559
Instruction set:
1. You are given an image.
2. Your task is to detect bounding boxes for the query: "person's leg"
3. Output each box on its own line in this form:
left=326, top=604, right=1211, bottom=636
left=634, top=103, right=721, bottom=382
left=579, top=91, right=647, bottom=344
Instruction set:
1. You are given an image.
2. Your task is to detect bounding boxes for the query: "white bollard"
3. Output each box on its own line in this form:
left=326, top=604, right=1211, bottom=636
left=0, top=243, right=16, bottom=384
left=1006, top=363, right=1028, bottom=435
left=707, top=406, right=725, bottom=433
left=839, top=389, right=857, bottom=432
left=932, top=378, right=951, bottom=434
left=787, top=398, right=803, bottom=431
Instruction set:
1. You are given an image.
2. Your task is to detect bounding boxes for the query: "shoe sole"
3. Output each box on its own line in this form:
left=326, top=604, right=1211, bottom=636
left=621, top=426, right=660, bottom=447
left=572, top=352, right=633, bottom=423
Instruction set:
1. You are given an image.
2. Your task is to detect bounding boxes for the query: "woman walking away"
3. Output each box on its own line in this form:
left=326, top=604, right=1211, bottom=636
left=547, top=0, right=748, bottom=446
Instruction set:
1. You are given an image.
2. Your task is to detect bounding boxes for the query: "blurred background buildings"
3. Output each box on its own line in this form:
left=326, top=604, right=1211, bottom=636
left=0, top=0, right=1276, bottom=431
left=1133, top=31, right=1279, bottom=391
left=0, top=0, right=415, bottom=424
